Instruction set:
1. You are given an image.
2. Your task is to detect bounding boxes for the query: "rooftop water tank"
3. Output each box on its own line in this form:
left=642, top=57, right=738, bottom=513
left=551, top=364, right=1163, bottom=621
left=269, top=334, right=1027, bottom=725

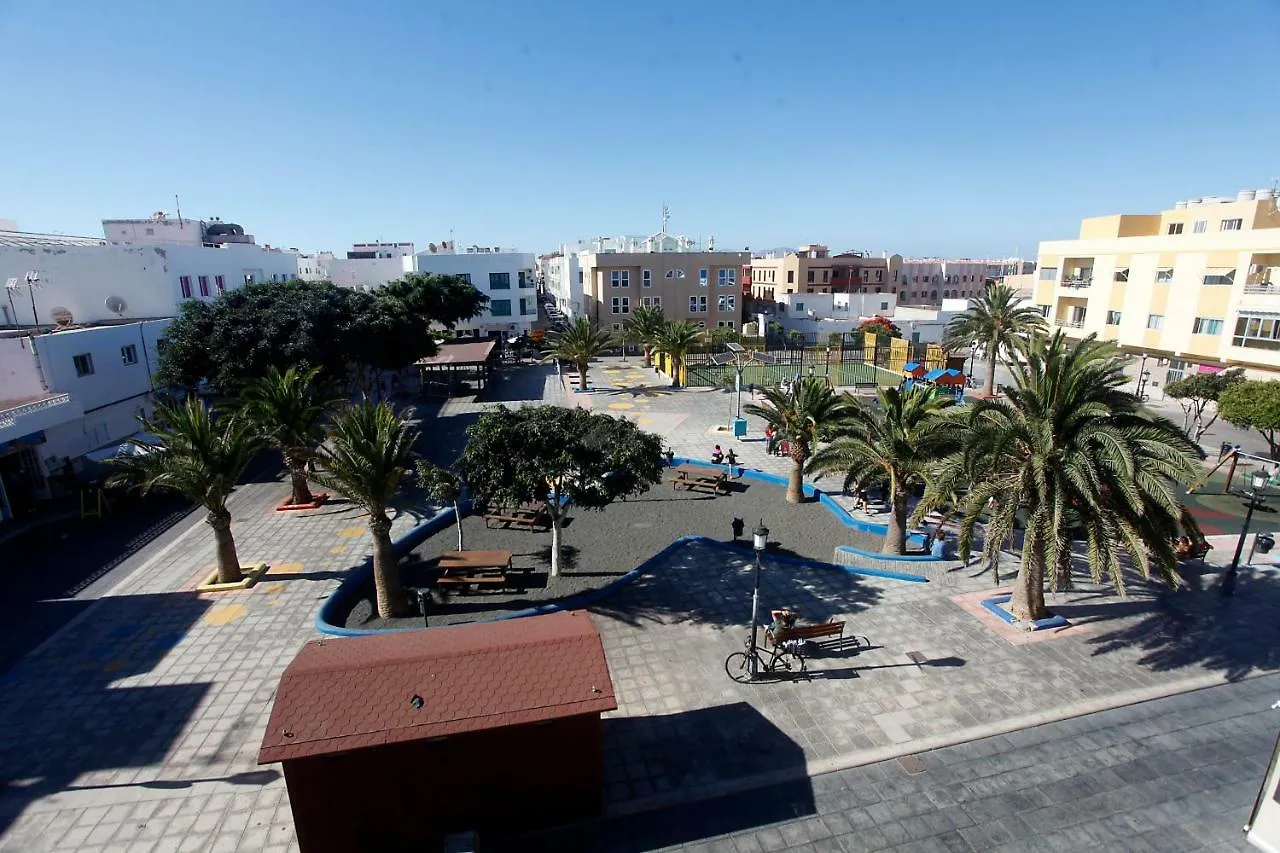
left=1174, top=200, right=1188, bottom=210
left=1257, top=188, right=1276, bottom=201
left=1238, top=190, right=1257, bottom=202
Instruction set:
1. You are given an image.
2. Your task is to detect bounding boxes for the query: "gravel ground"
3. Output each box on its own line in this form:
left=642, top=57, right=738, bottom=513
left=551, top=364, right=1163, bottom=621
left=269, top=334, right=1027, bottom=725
left=337, top=476, right=886, bottom=630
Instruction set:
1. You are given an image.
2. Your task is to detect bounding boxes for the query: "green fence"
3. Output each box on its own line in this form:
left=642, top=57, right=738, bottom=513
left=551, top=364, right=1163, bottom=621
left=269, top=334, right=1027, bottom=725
left=685, top=360, right=900, bottom=389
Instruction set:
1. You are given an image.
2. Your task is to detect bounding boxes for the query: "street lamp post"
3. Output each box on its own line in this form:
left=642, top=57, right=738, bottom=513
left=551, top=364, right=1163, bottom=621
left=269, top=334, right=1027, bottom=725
left=748, top=520, right=770, bottom=679
left=1224, top=470, right=1269, bottom=596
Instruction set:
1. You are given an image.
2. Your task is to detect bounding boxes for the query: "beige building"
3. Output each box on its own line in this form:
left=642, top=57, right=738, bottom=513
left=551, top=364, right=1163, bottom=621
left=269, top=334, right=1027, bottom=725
left=748, top=245, right=903, bottom=301
left=579, top=248, right=751, bottom=333
left=1033, top=188, right=1280, bottom=383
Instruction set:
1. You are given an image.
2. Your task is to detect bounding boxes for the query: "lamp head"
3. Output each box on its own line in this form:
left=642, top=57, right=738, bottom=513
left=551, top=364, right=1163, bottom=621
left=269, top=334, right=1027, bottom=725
left=1252, top=470, right=1269, bottom=491
left=752, top=520, right=769, bottom=552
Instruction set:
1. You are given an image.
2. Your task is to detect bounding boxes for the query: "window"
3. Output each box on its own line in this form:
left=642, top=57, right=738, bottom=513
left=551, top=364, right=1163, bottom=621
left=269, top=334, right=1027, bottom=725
left=861, top=269, right=870, bottom=283
left=795, top=301, right=805, bottom=313
left=822, top=270, right=829, bottom=283
left=1105, top=310, right=1122, bottom=325
left=1192, top=317, right=1224, bottom=335
left=1039, top=267, right=1058, bottom=281
left=519, top=297, right=531, bottom=315
left=689, top=295, right=698, bottom=313
left=1037, top=304, right=1051, bottom=317
left=699, top=268, right=708, bottom=287
left=880, top=301, right=890, bottom=311
left=1114, top=268, right=1129, bottom=282
left=1167, top=223, right=1184, bottom=235
left=518, top=271, right=527, bottom=287
left=717, top=268, right=737, bottom=287
left=643, top=269, right=652, bottom=287
left=698, top=295, right=707, bottom=312
left=787, top=270, right=794, bottom=284
left=717, top=294, right=736, bottom=311
left=457, top=273, right=472, bottom=284
left=1203, top=269, right=1236, bottom=286
left=717, top=320, right=735, bottom=329
left=1221, top=218, right=1243, bottom=232
left=641, top=296, right=662, bottom=308
left=73, top=353, right=95, bottom=376
left=215, top=274, right=225, bottom=293
left=610, top=270, right=629, bottom=288
left=665, top=269, right=686, bottom=279
left=489, top=272, right=511, bottom=289
left=120, top=344, right=138, bottom=365
left=806, top=270, right=815, bottom=283
left=1155, top=268, right=1174, bottom=283
left=1193, top=219, right=1207, bottom=234
left=490, top=299, right=512, bottom=316
left=1166, top=359, right=1188, bottom=383
left=179, top=276, right=192, bottom=298
left=610, top=296, right=630, bottom=314
left=198, top=275, right=210, bottom=297
left=577, top=270, right=583, bottom=285
left=1233, top=312, right=1280, bottom=350
left=875, top=269, right=883, bottom=282
left=612, top=323, right=622, bottom=331
left=1146, top=314, right=1164, bottom=330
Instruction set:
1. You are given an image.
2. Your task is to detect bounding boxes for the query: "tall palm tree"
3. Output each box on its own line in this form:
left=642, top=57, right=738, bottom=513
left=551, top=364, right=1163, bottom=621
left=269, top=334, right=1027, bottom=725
left=808, top=385, right=961, bottom=554
left=651, top=321, right=702, bottom=388
left=944, top=283, right=1047, bottom=395
left=744, top=378, right=859, bottom=503
left=310, top=401, right=418, bottom=618
left=107, top=399, right=260, bottom=584
left=237, top=365, right=337, bottom=507
left=542, top=317, right=613, bottom=390
left=922, top=332, right=1202, bottom=621
left=623, top=305, right=666, bottom=367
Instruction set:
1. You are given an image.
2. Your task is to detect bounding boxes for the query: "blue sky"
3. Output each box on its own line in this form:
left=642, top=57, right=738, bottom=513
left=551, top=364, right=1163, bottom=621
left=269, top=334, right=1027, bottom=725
left=2, top=0, right=1278, bottom=258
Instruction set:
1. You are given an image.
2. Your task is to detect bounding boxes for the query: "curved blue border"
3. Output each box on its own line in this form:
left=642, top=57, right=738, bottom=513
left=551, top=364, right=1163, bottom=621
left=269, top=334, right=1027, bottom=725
left=835, top=544, right=936, bottom=563
left=980, top=594, right=1070, bottom=631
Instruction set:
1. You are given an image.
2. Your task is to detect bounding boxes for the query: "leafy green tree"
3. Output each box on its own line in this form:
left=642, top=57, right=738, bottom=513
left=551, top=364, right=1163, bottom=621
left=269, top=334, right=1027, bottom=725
left=744, top=378, right=859, bottom=503
left=237, top=365, right=337, bottom=506
left=416, top=461, right=464, bottom=551
left=107, top=400, right=260, bottom=584
left=542, top=317, right=613, bottom=389
left=808, top=386, right=960, bottom=553
left=856, top=316, right=902, bottom=339
left=311, top=402, right=418, bottom=618
left=1163, top=368, right=1244, bottom=442
left=1219, top=380, right=1280, bottom=458
left=379, top=273, right=489, bottom=331
left=622, top=305, right=666, bottom=366
left=457, top=406, right=664, bottom=577
left=708, top=326, right=741, bottom=344
left=922, top=332, right=1202, bottom=621
left=652, top=321, right=703, bottom=388
left=944, top=283, right=1047, bottom=395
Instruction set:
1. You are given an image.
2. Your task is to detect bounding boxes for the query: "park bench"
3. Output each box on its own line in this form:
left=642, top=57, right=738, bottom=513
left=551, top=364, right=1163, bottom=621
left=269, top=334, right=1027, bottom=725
left=1177, top=541, right=1212, bottom=562
left=670, top=464, right=726, bottom=496
left=767, top=620, right=846, bottom=648
left=483, top=509, right=549, bottom=531
left=435, top=574, right=508, bottom=590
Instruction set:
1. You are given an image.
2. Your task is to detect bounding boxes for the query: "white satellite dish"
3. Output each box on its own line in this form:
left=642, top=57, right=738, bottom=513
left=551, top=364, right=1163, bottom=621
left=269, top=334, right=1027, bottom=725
left=49, top=306, right=74, bottom=327
left=428, top=242, right=437, bottom=253
left=104, top=295, right=128, bottom=315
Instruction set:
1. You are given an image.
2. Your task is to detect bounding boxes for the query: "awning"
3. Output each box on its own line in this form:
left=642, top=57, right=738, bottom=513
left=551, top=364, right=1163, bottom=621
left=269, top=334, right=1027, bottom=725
left=84, top=433, right=160, bottom=463
left=1197, top=364, right=1225, bottom=374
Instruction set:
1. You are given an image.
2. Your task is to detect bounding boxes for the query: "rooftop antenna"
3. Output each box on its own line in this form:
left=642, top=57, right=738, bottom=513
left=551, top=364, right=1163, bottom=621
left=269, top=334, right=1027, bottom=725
left=661, top=203, right=670, bottom=235
left=175, top=194, right=183, bottom=228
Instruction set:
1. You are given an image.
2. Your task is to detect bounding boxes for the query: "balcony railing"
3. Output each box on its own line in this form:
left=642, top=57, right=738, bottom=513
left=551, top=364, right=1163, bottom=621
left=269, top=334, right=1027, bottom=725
left=0, top=392, right=73, bottom=430
left=1061, top=277, right=1093, bottom=288
left=1244, top=283, right=1276, bottom=295
left=1055, top=318, right=1086, bottom=329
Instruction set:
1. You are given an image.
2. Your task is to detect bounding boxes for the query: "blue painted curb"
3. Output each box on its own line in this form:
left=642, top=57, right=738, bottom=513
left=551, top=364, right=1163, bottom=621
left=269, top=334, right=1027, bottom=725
left=835, top=544, right=938, bottom=563
left=980, top=594, right=1070, bottom=631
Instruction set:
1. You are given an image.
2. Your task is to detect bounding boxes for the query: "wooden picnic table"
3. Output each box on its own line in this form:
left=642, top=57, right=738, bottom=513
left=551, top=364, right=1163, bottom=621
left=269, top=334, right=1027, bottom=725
left=435, top=549, right=514, bottom=592
left=670, top=464, right=727, bottom=495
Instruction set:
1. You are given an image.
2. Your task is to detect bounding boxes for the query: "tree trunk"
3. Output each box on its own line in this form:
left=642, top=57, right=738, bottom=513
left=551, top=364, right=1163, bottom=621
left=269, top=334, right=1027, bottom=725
left=207, top=508, right=244, bottom=584
left=670, top=357, right=682, bottom=388
left=785, top=447, right=805, bottom=504
left=369, top=512, right=408, bottom=618
left=549, top=510, right=563, bottom=578
left=643, top=346, right=653, bottom=367
left=1009, top=549, right=1048, bottom=621
left=985, top=336, right=998, bottom=395
left=285, top=455, right=314, bottom=506
left=883, top=486, right=908, bottom=554
left=577, top=362, right=589, bottom=390
left=453, top=500, right=463, bottom=551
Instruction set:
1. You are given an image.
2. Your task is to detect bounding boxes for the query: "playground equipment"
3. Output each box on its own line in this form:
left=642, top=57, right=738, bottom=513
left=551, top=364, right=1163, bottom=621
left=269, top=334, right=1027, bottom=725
left=1190, top=446, right=1280, bottom=494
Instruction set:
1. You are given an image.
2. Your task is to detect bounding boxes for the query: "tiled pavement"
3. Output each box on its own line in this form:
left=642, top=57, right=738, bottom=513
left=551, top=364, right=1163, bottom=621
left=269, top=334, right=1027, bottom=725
left=1, top=358, right=1277, bottom=852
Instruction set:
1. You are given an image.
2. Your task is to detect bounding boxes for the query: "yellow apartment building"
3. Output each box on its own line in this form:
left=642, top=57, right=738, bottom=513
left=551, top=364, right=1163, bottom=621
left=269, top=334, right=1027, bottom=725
left=578, top=248, right=751, bottom=333
left=1033, top=188, right=1280, bottom=385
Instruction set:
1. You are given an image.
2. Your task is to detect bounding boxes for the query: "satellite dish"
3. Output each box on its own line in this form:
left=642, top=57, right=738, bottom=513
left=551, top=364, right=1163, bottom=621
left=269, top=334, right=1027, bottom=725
left=50, top=306, right=74, bottom=327
left=104, top=295, right=128, bottom=314
left=428, top=242, right=437, bottom=253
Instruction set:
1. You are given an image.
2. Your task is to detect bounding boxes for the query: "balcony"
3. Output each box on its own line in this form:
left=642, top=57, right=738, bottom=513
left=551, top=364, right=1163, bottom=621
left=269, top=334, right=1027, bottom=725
left=1061, top=276, right=1093, bottom=289
left=0, top=392, right=82, bottom=444
left=1055, top=317, right=1086, bottom=329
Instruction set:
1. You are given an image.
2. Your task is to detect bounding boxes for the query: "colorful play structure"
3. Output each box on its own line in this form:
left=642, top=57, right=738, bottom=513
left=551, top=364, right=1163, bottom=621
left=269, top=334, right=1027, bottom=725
left=902, top=364, right=967, bottom=400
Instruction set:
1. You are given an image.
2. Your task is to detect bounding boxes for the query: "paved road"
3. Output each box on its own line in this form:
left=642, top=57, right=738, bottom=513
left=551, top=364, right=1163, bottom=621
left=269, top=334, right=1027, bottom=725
left=501, top=674, right=1280, bottom=852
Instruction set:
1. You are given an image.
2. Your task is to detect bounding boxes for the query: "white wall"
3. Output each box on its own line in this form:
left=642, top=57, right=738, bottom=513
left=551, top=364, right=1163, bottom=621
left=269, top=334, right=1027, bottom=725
left=414, top=250, right=538, bottom=335
left=777, top=292, right=897, bottom=319
left=0, top=337, right=47, bottom=400
left=327, top=256, right=414, bottom=290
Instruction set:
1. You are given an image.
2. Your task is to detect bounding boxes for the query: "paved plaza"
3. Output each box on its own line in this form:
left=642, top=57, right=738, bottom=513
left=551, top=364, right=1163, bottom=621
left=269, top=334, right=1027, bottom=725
left=0, top=358, right=1277, bottom=852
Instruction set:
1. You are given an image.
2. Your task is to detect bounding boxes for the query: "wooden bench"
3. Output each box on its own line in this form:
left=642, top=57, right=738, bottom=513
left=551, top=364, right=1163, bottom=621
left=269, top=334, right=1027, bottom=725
left=483, top=511, right=549, bottom=531
left=438, top=549, right=513, bottom=573
left=436, top=574, right=508, bottom=590
left=1177, top=541, right=1212, bottom=562
left=767, top=620, right=846, bottom=647
left=670, top=476, right=725, bottom=495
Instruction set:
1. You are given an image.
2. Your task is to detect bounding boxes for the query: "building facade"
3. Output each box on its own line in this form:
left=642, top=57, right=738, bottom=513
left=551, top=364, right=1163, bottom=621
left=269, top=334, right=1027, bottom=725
left=1032, top=188, right=1280, bottom=384
left=746, top=245, right=904, bottom=302
left=578, top=247, right=750, bottom=334
left=898, top=259, right=988, bottom=305
left=413, top=247, right=538, bottom=337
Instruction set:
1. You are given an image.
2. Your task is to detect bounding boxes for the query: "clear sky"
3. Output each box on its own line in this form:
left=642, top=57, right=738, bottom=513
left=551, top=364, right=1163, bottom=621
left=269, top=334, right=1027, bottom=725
left=2, top=0, right=1278, bottom=258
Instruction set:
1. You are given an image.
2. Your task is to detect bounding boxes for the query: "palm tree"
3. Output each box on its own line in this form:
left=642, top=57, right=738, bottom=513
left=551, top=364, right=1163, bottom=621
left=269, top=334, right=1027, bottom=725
left=107, top=399, right=260, bottom=584
left=237, top=365, right=337, bottom=507
left=542, top=317, right=612, bottom=389
left=808, top=385, right=961, bottom=554
left=623, top=305, right=666, bottom=367
left=744, top=378, right=859, bottom=503
left=416, top=461, right=464, bottom=551
left=310, top=401, right=418, bottom=618
left=944, top=283, right=1047, bottom=395
left=651, top=321, right=702, bottom=388
left=922, top=332, right=1202, bottom=621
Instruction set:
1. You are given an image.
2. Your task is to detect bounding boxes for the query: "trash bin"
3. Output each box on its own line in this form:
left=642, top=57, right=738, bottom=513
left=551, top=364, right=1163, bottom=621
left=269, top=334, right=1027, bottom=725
left=1256, top=532, right=1275, bottom=554
left=732, top=417, right=748, bottom=438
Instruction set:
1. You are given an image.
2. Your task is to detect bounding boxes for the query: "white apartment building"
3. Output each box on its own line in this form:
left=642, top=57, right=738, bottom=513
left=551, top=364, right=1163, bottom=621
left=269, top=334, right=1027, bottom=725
left=541, top=248, right=584, bottom=318
left=414, top=246, right=538, bottom=337
left=0, top=320, right=170, bottom=522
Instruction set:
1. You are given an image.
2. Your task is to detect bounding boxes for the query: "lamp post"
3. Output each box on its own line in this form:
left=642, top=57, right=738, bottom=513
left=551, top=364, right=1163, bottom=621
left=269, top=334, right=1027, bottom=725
left=1224, top=470, right=1269, bottom=596
left=748, top=520, right=769, bottom=679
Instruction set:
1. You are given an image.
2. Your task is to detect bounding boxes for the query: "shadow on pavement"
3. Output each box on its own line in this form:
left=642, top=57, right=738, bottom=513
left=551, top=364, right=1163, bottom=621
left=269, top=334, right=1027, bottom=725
left=0, top=591, right=214, bottom=838
left=489, top=702, right=814, bottom=852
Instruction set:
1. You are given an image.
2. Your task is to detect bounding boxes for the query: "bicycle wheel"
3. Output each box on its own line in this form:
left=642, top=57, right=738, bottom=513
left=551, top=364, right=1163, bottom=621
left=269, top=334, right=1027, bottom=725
left=725, top=651, right=758, bottom=683
left=775, top=649, right=807, bottom=678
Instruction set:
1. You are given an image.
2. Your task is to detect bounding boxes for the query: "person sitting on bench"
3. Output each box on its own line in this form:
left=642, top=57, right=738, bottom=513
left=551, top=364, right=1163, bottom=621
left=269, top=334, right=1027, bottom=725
left=711, top=444, right=724, bottom=464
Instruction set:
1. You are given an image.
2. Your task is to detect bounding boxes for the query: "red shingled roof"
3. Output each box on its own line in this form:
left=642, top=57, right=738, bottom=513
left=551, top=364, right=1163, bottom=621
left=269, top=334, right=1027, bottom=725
left=258, top=610, right=615, bottom=764
left=414, top=340, right=495, bottom=366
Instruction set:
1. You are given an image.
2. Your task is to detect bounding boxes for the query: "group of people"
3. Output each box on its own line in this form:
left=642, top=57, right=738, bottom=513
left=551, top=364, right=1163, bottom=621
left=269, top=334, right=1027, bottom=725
left=710, top=444, right=738, bottom=467
left=763, top=425, right=790, bottom=457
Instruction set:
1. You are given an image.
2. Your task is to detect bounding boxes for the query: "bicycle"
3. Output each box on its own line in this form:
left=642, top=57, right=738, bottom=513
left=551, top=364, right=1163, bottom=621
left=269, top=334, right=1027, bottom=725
left=725, top=631, right=807, bottom=683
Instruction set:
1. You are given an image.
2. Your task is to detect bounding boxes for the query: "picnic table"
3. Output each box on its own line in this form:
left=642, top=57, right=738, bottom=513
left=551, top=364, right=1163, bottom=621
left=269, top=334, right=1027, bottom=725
left=435, top=549, right=513, bottom=591
left=483, top=503, right=550, bottom=531
left=670, top=464, right=727, bottom=496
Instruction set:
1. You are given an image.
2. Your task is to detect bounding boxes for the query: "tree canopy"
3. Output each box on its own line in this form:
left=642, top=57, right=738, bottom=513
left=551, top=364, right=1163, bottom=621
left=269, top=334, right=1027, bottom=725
left=1218, top=380, right=1280, bottom=458
left=1163, top=368, right=1244, bottom=442
left=943, top=283, right=1047, bottom=395
left=856, top=316, right=902, bottom=339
